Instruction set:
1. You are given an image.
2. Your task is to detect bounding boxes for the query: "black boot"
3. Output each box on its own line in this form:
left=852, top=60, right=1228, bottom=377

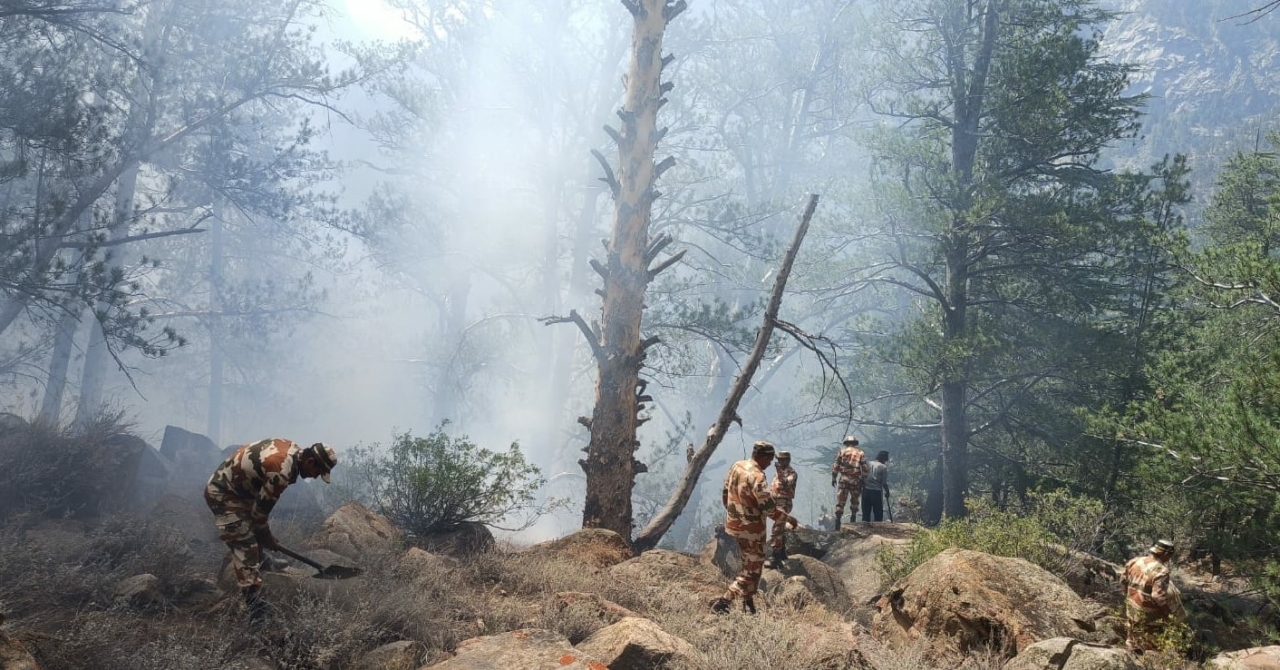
left=743, top=596, right=756, bottom=615
left=776, top=547, right=788, bottom=563
left=710, top=597, right=731, bottom=615
left=244, top=585, right=268, bottom=625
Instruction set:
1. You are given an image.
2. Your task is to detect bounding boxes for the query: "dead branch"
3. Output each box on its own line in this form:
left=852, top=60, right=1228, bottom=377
left=539, top=309, right=605, bottom=362
left=591, top=149, right=620, bottom=198
left=647, top=248, right=686, bottom=279
left=632, top=193, right=819, bottom=551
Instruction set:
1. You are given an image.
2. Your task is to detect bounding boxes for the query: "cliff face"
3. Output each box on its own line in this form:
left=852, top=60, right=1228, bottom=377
left=1100, top=0, right=1280, bottom=209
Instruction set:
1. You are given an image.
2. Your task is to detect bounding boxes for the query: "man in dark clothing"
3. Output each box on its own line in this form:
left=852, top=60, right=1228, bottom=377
left=861, top=450, right=890, bottom=522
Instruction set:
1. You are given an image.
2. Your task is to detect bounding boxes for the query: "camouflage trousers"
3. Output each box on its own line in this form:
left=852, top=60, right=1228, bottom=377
left=1125, top=602, right=1173, bottom=651
left=833, top=479, right=863, bottom=522
left=724, top=523, right=766, bottom=601
left=205, top=490, right=263, bottom=590
left=770, top=498, right=794, bottom=551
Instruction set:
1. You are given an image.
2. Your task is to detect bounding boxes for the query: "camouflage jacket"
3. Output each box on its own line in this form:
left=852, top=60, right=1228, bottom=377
left=1122, top=555, right=1176, bottom=614
left=832, top=445, right=868, bottom=484
left=770, top=465, right=797, bottom=500
left=205, top=438, right=304, bottom=527
left=722, top=459, right=789, bottom=535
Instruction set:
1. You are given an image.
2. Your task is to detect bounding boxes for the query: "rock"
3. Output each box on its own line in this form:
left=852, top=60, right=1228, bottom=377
left=114, top=573, right=165, bottom=609
left=872, top=548, right=1101, bottom=660
left=1209, top=646, right=1280, bottom=669
left=525, top=528, right=633, bottom=570
left=787, top=526, right=845, bottom=560
left=698, top=525, right=740, bottom=580
left=416, top=522, right=495, bottom=557
left=396, top=547, right=459, bottom=584
left=0, top=629, right=40, bottom=670
left=607, top=549, right=726, bottom=607
left=355, top=640, right=425, bottom=670
left=573, top=617, right=696, bottom=670
left=159, top=426, right=223, bottom=502
left=306, top=502, right=403, bottom=561
left=427, top=629, right=607, bottom=669
left=822, top=526, right=914, bottom=606
left=1003, top=638, right=1139, bottom=670
left=553, top=592, right=641, bottom=626
left=761, top=555, right=852, bottom=614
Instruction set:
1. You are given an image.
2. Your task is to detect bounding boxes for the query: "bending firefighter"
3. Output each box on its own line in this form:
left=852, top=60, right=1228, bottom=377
left=205, top=438, right=338, bottom=623
left=1121, top=539, right=1186, bottom=652
left=712, top=441, right=798, bottom=615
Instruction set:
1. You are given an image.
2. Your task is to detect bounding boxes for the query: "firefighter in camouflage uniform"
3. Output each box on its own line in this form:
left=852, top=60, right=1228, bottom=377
left=765, top=450, right=797, bottom=569
left=1121, top=539, right=1185, bottom=652
left=711, top=441, right=798, bottom=615
left=205, top=438, right=337, bottom=623
left=830, top=435, right=868, bottom=529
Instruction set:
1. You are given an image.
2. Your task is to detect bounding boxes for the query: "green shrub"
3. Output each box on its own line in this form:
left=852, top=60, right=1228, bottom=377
left=340, top=424, right=553, bottom=536
left=877, top=491, right=1111, bottom=584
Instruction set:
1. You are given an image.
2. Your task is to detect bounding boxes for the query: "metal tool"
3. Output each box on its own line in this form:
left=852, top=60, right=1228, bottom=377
left=273, top=544, right=363, bottom=580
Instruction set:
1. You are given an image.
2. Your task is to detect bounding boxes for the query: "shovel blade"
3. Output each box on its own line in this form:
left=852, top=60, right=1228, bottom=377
left=314, top=565, right=363, bottom=580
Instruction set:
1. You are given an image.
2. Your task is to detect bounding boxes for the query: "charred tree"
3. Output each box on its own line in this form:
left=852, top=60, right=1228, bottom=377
left=544, top=0, right=687, bottom=540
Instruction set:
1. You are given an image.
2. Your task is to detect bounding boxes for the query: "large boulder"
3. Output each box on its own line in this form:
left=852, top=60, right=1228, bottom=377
left=305, top=502, right=403, bottom=561
left=822, top=525, right=915, bottom=606
left=573, top=617, right=696, bottom=670
left=525, top=528, right=633, bottom=570
left=698, top=524, right=740, bottom=580
left=872, top=548, right=1101, bottom=659
left=416, top=522, right=495, bottom=557
left=1003, top=638, right=1139, bottom=670
left=607, top=549, right=726, bottom=607
left=1209, top=646, right=1280, bottom=669
left=159, top=426, right=224, bottom=501
left=787, top=526, right=846, bottom=560
left=761, top=554, right=853, bottom=614
left=428, top=629, right=606, bottom=669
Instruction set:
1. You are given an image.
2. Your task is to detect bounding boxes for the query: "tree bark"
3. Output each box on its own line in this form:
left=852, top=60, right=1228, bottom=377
left=578, top=0, right=685, bottom=540
left=633, top=194, right=818, bottom=552
left=38, top=307, right=83, bottom=426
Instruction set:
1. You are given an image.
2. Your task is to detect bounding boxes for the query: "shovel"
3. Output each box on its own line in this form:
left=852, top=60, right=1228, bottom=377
left=273, top=544, right=363, bottom=580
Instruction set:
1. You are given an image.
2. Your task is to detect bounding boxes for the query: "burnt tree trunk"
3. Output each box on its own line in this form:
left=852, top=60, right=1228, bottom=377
left=575, top=0, right=686, bottom=539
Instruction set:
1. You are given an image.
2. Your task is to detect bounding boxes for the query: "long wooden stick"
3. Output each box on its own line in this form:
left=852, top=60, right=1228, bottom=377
left=632, top=194, right=819, bottom=552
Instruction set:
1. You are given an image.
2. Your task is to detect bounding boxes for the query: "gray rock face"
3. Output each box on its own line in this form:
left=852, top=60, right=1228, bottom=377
left=1004, top=638, right=1139, bottom=670
left=305, top=502, right=403, bottom=561
left=573, top=617, right=696, bottom=670
left=428, top=629, right=606, bottom=670
left=761, top=554, right=853, bottom=614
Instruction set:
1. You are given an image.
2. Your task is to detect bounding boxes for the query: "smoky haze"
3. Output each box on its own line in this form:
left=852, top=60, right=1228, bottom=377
left=2, top=0, right=1278, bottom=547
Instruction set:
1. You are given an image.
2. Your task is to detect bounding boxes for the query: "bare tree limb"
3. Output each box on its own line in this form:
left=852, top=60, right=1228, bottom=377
left=632, top=193, right=819, bottom=551
left=647, top=248, right=686, bottom=279
left=541, top=309, right=605, bottom=363
left=591, top=149, right=620, bottom=198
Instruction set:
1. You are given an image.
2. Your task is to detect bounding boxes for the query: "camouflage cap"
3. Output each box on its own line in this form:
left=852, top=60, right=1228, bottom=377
left=842, top=435, right=859, bottom=445
left=752, top=441, right=776, bottom=457
left=1150, top=539, right=1175, bottom=556
left=776, top=450, right=791, bottom=460
left=309, top=442, right=338, bottom=483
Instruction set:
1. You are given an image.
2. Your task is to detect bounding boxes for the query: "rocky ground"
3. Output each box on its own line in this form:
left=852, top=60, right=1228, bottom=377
left=2, top=496, right=1276, bottom=670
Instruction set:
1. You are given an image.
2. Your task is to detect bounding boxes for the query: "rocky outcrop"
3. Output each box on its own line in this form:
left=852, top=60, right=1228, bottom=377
left=761, top=554, right=853, bottom=614
left=1003, top=638, right=1139, bottom=670
left=306, top=502, right=403, bottom=561
left=113, top=573, right=165, bottom=610
left=1209, top=646, right=1280, bottom=669
left=573, top=617, right=696, bottom=670
left=698, top=525, right=740, bottom=580
left=822, top=525, right=915, bottom=606
left=873, top=548, right=1102, bottom=659
left=428, top=629, right=606, bottom=669
left=525, top=528, right=633, bottom=570
left=607, top=549, right=726, bottom=606
left=355, top=640, right=424, bottom=670
left=416, top=521, right=495, bottom=557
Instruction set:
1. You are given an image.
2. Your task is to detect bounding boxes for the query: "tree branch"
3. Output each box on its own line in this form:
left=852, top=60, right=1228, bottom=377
left=540, top=309, right=604, bottom=363
left=632, top=193, right=819, bottom=551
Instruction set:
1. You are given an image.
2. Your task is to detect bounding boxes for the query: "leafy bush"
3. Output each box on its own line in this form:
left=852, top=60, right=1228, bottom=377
left=341, top=424, right=553, bottom=536
left=877, top=491, right=1112, bottom=584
